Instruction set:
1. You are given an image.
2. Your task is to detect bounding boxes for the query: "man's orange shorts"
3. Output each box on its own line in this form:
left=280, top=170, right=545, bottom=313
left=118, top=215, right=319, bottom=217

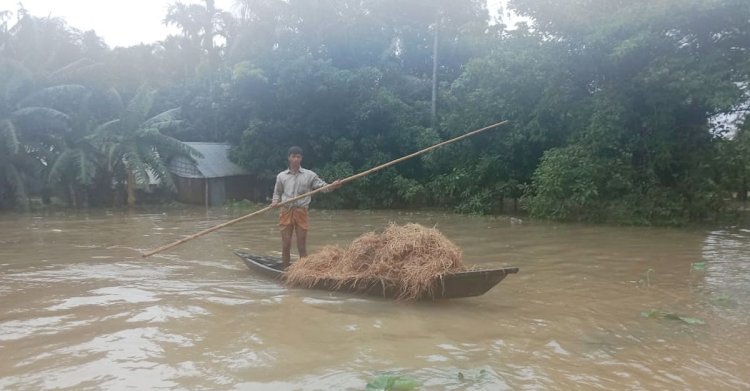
left=279, top=207, right=309, bottom=231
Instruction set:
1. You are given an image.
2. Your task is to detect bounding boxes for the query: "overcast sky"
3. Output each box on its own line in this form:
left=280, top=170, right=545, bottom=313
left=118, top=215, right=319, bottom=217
left=9, top=0, right=233, bottom=47
left=9, top=0, right=514, bottom=48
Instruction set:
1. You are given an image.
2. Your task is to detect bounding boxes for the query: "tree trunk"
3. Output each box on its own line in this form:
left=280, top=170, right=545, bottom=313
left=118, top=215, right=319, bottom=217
left=127, top=169, right=137, bottom=208
left=68, top=184, right=77, bottom=208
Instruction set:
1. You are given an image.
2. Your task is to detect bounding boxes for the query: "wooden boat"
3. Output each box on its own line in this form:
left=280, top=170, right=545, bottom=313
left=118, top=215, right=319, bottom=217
left=234, top=250, right=519, bottom=300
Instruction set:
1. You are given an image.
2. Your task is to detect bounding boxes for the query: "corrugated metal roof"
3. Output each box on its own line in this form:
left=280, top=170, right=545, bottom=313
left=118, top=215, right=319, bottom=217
left=169, top=142, right=250, bottom=179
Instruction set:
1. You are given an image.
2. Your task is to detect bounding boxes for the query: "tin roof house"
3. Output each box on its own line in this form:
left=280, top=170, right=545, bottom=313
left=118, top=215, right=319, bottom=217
left=168, top=142, right=264, bottom=206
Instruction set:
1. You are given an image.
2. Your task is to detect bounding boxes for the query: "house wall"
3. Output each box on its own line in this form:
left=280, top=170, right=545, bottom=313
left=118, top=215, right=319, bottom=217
left=225, top=175, right=270, bottom=202
left=173, top=175, right=271, bottom=205
left=174, top=176, right=207, bottom=205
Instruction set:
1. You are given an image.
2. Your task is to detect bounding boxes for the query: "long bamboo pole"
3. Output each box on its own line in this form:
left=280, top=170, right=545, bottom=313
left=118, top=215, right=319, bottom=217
left=141, top=120, right=509, bottom=257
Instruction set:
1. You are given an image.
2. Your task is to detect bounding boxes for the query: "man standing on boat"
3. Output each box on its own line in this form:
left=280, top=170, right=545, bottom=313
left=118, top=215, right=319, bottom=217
left=271, top=146, right=341, bottom=268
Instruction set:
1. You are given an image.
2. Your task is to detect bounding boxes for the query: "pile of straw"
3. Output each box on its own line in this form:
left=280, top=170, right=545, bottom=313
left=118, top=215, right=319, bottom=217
left=285, top=223, right=466, bottom=300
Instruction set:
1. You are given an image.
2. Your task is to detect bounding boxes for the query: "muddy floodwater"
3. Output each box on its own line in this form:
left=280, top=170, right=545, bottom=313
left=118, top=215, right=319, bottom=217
left=1, top=206, right=748, bottom=390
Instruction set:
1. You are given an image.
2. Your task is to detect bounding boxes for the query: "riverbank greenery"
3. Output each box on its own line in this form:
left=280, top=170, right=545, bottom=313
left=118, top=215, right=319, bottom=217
left=1, top=0, right=748, bottom=225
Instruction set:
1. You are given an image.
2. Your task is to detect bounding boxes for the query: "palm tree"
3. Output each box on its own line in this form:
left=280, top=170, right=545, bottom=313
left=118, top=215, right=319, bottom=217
left=92, top=85, right=200, bottom=207
left=40, top=84, right=126, bottom=207
left=3, top=8, right=85, bottom=78
left=0, top=10, right=11, bottom=48
left=0, top=60, right=70, bottom=209
left=163, top=0, right=235, bottom=65
left=12, top=79, right=104, bottom=208
left=1, top=9, right=112, bottom=208
left=0, top=117, right=29, bottom=208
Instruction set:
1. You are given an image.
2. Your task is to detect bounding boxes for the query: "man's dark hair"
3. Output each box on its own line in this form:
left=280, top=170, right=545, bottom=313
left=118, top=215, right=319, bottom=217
left=287, top=146, right=303, bottom=156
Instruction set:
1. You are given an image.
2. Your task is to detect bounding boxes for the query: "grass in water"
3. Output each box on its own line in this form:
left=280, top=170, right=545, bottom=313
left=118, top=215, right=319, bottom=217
left=641, top=309, right=705, bottom=325
left=366, top=374, right=421, bottom=390
left=637, top=268, right=655, bottom=288
left=691, top=261, right=707, bottom=272
left=458, top=369, right=488, bottom=383
left=711, top=294, right=737, bottom=308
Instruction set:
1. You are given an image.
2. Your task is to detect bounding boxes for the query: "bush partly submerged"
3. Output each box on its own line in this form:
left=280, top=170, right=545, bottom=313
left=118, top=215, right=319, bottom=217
left=285, top=223, right=465, bottom=300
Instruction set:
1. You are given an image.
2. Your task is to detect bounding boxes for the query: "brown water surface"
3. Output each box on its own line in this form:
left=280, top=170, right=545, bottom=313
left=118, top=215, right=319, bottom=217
left=1, top=207, right=748, bottom=390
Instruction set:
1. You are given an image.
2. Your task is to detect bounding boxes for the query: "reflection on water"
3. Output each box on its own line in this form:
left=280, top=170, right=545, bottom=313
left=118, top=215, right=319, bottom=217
left=0, top=207, right=749, bottom=390
left=703, top=229, right=750, bottom=301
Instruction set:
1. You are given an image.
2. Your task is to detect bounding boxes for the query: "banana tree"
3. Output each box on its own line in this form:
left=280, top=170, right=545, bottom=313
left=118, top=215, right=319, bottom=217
left=0, top=60, right=70, bottom=209
left=0, top=118, right=28, bottom=208
left=92, top=85, right=200, bottom=207
left=40, top=85, right=123, bottom=207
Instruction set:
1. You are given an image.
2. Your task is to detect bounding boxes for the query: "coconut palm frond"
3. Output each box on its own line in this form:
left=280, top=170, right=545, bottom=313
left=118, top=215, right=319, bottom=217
left=48, top=58, right=104, bottom=84
left=0, top=59, right=33, bottom=100
left=123, top=151, right=150, bottom=187
left=104, top=142, right=124, bottom=171
left=46, top=146, right=97, bottom=187
left=125, top=85, right=156, bottom=125
left=139, top=129, right=202, bottom=159
left=48, top=149, right=78, bottom=183
left=12, top=106, right=70, bottom=121
left=49, top=58, right=97, bottom=76
left=143, top=108, right=180, bottom=125
left=164, top=3, right=207, bottom=40
left=11, top=106, right=71, bottom=136
left=152, top=119, right=184, bottom=133
left=91, top=118, right=121, bottom=138
left=142, top=152, right=177, bottom=192
left=142, top=108, right=183, bottom=131
left=20, top=84, right=88, bottom=109
left=104, top=87, right=124, bottom=113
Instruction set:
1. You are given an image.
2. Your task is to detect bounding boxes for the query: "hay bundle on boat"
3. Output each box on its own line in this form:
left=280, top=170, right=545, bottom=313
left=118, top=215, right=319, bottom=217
left=285, top=223, right=466, bottom=300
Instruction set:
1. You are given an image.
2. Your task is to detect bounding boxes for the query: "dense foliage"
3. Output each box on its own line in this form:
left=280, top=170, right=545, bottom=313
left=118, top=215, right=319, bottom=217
left=0, top=0, right=748, bottom=225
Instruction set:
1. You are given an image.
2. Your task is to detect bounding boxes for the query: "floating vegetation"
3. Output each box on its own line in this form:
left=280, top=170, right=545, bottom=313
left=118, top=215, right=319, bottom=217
left=364, top=368, right=500, bottom=390
left=691, top=261, right=707, bottom=272
left=286, top=223, right=465, bottom=300
left=637, top=268, right=655, bottom=288
left=711, top=294, right=737, bottom=308
left=366, top=374, right=421, bottom=390
left=640, top=309, right=705, bottom=325
left=458, top=368, right=488, bottom=384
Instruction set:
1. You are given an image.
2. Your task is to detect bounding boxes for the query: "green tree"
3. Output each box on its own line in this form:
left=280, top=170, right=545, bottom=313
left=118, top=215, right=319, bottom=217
left=41, top=85, right=123, bottom=207
left=510, top=0, right=750, bottom=224
left=92, top=85, right=200, bottom=207
left=716, top=121, right=750, bottom=203
left=2, top=8, right=88, bottom=76
left=0, top=60, right=70, bottom=209
left=164, top=0, right=235, bottom=71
